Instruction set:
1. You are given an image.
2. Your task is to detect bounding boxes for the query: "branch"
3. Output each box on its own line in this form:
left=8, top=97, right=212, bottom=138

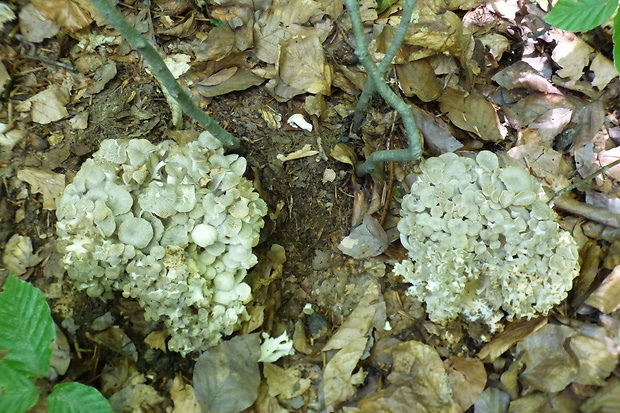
left=351, top=0, right=418, bottom=133
left=89, top=0, right=240, bottom=149
left=343, top=0, right=422, bottom=176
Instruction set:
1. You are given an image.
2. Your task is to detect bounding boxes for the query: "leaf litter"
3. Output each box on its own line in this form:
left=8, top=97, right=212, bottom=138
left=2, top=0, right=620, bottom=411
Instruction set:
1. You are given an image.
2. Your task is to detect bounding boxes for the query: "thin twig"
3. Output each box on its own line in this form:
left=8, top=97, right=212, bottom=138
left=89, top=0, right=240, bottom=149
left=552, top=157, right=620, bottom=201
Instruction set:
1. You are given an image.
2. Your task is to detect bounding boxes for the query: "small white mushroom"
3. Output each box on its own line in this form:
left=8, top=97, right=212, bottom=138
left=191, top=224, right=218, bottom=248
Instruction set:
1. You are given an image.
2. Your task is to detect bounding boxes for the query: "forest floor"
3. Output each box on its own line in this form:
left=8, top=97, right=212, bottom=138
left=1, top=0, right=620, bottom=412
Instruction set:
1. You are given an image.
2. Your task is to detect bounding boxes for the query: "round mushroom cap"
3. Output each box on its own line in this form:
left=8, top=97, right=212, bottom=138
left=118, top=217, right=154, bottom=249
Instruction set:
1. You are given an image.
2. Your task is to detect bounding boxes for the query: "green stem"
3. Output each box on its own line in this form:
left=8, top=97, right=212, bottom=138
left=343, top=0, right=422, bottom=176
left=351, top=0, right=417, bottom=133
left=89, top=0, right=240, bottom=149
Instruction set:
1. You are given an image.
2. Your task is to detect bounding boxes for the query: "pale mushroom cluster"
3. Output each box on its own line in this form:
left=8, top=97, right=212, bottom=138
left=394, top=151, right=580, bottom=330
left=56, top=132, right=267, bottom=355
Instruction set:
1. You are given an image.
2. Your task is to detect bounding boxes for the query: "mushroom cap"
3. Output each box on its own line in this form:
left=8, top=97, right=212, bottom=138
left=117, top=217, right=153, bottom=249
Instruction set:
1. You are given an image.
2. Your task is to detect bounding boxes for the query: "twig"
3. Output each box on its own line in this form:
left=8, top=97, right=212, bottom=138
left=343, top=0, right=422, bottom=176
left=351, top=0, right=417, bottom=134
left=552, top=157, right=620, bottom=200
left=554, top=196, right=620, bottom=228
left=89, top=0, right=240, bottom=149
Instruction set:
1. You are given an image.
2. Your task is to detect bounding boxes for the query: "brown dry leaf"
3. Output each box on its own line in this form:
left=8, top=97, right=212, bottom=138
left=170, top=374, right=201, bottom=413
left=196, top=70, right=264, bottom=98
left=19, top=3, right=59, bottom=42
left=108, top=384, right=164, bottom=412
left=323, top=337, right=368, bottom=410
left=478, top=317, right=547, bottom=362
left=506, top=144, right=573, bottom=190
left=276, top=144, right=319, bottom=162
left=492, top=61, right=560, bottom=94
left=193, top=334, right=261, bottom=413
left=263, top=363, right=312, bottom=399
left=503, top=93, right=577, bottom=130
left=585, top=266, right=620, bottom=313
left=551, top=35, right=594, bottom=82
left=88, top=326, right=134, bottom=355
left=160, top=12, right=196, bottom=37
left=439, top=88, right=504, bottom=142
left=86, top=62, right=117, bottom=94
left=337, top=216, right=389, bottom=259
left=509, top=391, right=580, bottom=413
left=596, top=146, right=620, bottom=182
left=196, top=26, right=236, bottom=61
left=411, top=104, right=463, bottom=155
left=473, top=387, right=510, bottom=413
left=100, top=359, right=146, bottom=395
left=569, top=328, right=618, bottom=386
left=444, top=356, right=486, bottom=411
left=276, top=35, right=333, bottom=98
left=567, top=100, right=605, bottom=150
left=21, top=86, right=70, bottom=124
left=49, top=324, right=71, bottom=377
left=31, top=0, right=92, bottom=32
left=398, top=8, right=468, bottom=61
left=395, top=58, right=442, bottom=102
left=323, top=280, right=383, bottom=351
left=527, top=107, right=572, bottom=145
left=0, top=61, right=9, bottom=95
left=591, top=53, right=618, bottom=89
left=384, top=340, right=457, bottom=412
left=254, top=0, right=332, bottom=64
left=16, top=168, right=65, bottom=210
left=516, top=324, right=579, bottom=392
left=580, top=378, right=620, bottom=413
left=144, top=330, right=169, bottom=352
left=331, top=143, right=357, bottom=167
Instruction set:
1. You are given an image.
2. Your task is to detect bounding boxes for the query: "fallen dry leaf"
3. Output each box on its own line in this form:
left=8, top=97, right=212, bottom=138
left=31, top=0, right=92, bottom=32
left=170, top=374, right=201, bottom=413
left=478, top=317, right=547, bottom=362
left=516, top=324, right=579, bottom=392
left=585, top=266, right=620, bottom=313
left=17, top=168, right=65, bottom=210
left=492, top=61, right=560, bottom=94
left=323, top=337, right=368, bottom=411
left=337, top=216, right=389, bottom=259
left=323, top=280, right=384, bottom=352
left=440, top=88, right=504, bottom=142
left=263, top=363, right=311, bottom=399
left=579, top=378, right=620, bottom=413
left=444, top=356, right=486, bottom=411
left=276, top=144, right=318, bottom=162
left=19, top=3, right=59, bottom=42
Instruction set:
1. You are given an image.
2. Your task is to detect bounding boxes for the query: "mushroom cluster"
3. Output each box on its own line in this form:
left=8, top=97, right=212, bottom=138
left=56, top=132, right=267, bottom=355
left=394, top=151, right=579, bottom=331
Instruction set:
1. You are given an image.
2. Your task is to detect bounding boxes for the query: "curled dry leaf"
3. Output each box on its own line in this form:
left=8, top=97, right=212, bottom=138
left=330, top=143, right=357, bottom=167
left=337, top=216, right=388, bottom=259
left=193, top=334, right=261, bottom=413
left=170, top=374, right=201, bottom=413
left=585, top=265, right=620, bottom=313
left=492, top=61, right=560, bottom=94
left=17, top=168, right=66, bottom=210
left=516, top=324, right=579, bottom=393
left=31, top=0, right=92, bottom=32
left=276, top=144, right=319, bottom=162
left=439, top=88, right=504, bottom=142
left=444, top=356, right=486, bottom=411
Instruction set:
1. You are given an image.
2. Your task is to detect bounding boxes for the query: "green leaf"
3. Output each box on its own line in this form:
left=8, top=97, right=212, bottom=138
left=545, top=0, right=618, bottom=32
left=615, top=11, right=620, bottom=74
left=377, top=0, right=400, bottom=14
left=0, top=364, right=39, bottom=413
left=48, top=383, right=113, bottom=413
left=0, top=275, right=55, bottom=377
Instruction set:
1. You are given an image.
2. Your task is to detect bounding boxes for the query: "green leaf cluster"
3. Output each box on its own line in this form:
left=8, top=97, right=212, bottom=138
left=545, top=0, right=620, bottom=73
left=0, top=275, right=112, bottom=413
